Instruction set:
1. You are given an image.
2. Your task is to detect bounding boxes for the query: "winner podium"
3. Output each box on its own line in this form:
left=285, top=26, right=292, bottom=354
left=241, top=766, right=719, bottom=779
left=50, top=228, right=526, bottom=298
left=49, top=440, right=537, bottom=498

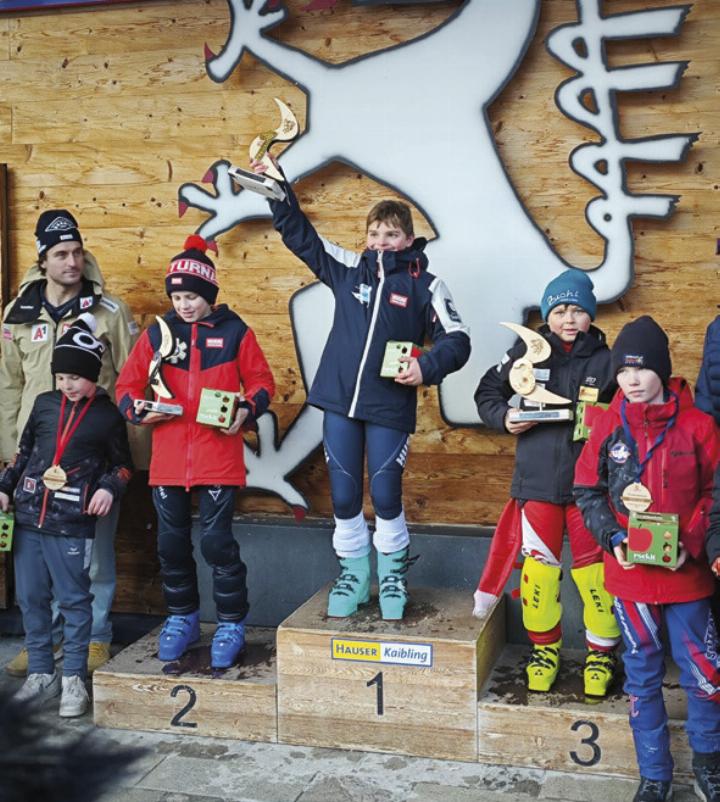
left=276, top=586, right=504, bottom=761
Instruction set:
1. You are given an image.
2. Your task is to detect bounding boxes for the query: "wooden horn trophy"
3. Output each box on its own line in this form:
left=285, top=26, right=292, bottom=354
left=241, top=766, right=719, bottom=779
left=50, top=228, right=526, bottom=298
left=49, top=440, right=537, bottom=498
left=143, top=316, right=184, bottom=416
left=500, top=322, right=574, bottom=423
left=228, top=98, right=299, bottom=202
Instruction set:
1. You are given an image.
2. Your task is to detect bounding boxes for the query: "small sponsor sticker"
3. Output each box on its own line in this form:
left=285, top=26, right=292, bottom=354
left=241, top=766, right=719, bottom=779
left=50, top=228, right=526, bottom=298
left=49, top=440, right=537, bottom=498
left=2, top=326, right=12, bottom=341
left=171, top=276, right=183, bottom=285
left=331, top=638, right=433, bottom=667
left=23, top=477, right=37, bottom=493
left=79, top=296, right=93, bottom=310
left=610, top=441, right=631, bottom=464
left=533, top=368, right=550, bottom=382
left=31, top=323, right=48, bottom=342
left=206, top=337, right=224, bottom=349
left=389, top=293, right=409, bottom=308
left=578, top=385, right=599, bottom=402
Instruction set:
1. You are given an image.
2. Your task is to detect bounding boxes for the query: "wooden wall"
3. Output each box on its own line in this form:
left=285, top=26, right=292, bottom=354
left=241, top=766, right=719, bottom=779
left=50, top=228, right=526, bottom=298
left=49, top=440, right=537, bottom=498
left=0, top=0, right=717, bottom=610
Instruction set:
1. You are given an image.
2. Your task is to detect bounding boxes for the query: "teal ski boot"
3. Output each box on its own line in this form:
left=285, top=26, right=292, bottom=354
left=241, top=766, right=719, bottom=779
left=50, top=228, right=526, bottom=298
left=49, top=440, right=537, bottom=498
left=377, top=547, right=417, bottom=620
left=327, top=554, right=371, bottom=617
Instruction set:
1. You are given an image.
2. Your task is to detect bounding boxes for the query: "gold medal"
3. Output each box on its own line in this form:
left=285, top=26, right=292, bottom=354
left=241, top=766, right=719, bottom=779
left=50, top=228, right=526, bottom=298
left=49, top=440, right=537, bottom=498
left=43, top=464, right=67, bottom=491
left=622, top=482, right=652, bottom=513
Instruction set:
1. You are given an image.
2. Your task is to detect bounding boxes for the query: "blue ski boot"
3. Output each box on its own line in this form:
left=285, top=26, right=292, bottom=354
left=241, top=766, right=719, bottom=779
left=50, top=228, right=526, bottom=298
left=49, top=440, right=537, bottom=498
left=211, top=621, right=246, bottom=669
left=327, top=554, right=371, bottom=617
left=377, top=547, right=417, bottom=620
left=157, top=611, right=200, bottom=661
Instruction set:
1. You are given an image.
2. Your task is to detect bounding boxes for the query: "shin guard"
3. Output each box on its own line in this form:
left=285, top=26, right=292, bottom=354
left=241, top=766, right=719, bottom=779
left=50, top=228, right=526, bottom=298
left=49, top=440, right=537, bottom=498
left=521, top=556, right=562, bottom=636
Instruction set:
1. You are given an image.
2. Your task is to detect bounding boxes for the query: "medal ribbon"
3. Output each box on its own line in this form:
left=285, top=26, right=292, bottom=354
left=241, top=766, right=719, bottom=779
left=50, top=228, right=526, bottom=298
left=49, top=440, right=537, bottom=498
left=619, top=392, right=678, bottom=484
left=51, top=393, right=95, bottom=467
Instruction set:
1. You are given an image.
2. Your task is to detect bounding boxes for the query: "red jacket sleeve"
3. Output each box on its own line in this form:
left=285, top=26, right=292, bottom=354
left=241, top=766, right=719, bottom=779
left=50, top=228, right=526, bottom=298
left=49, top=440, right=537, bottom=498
left=115, top=330, right=154, bottom=424
left=236, top=328, right=275, bottom=428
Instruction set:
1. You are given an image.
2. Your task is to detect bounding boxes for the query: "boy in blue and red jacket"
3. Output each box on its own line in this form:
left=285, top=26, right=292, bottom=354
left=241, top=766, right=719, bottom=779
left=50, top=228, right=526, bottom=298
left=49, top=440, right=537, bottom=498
left=254, top=160, right=470, bottom=621
left=575, top=316, right=720, bottom=802
left=116, top=236, right=274, bottom=669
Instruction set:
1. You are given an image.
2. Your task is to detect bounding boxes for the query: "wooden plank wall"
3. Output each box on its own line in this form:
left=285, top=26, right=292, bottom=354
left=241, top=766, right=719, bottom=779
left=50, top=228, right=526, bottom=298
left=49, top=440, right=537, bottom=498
left=0, top=1, right=716, bottom=611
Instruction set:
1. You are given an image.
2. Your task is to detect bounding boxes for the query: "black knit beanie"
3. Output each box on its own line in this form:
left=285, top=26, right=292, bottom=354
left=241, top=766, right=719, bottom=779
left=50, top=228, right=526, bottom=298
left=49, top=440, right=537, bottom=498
left=611, top=315, right=672, bottom=385
left=51, top=313, right=104, bottom=382
left=35, top=209, right=83, bottom=257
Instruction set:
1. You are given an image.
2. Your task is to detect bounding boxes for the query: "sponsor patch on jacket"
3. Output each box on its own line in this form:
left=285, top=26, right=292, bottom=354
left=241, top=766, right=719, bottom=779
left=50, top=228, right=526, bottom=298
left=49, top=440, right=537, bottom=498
left=578, top=384, right=599, bottom=402
left=23, top=476, right=37, bottom=493
left=445, top=299, right=461, bottom=322
left=61, top=322, right=72, bottom=334
left=2, top=325, right=11, bottom=341
left=206, top=337, right=224, bottom=349
left=609, top=442, right=631, bottom=464
left=533, top=368, right=550, bottom=382
left=79, top=296, right=93, bottom=310
left=31, top=323, right=49, bottom=342
left=389, top=293, right=409, bottom=308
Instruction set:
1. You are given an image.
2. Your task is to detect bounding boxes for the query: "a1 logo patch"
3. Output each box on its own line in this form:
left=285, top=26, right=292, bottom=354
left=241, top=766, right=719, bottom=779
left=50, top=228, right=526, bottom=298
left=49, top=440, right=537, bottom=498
left=31, top=323, right=48, bottom=342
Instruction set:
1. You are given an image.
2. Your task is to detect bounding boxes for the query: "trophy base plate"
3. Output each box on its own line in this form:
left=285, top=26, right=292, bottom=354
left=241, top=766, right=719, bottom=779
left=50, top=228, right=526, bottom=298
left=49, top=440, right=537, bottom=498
left=508, top=409, right=574, bottom=423
left=142, top=400, right=183, bottom=416
left=228, top=165, right=286, bottom=201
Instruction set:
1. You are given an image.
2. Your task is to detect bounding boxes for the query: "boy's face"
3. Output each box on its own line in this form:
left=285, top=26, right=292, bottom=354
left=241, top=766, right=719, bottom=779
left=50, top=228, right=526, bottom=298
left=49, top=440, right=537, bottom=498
left=42, top=240, right=84, bottom=288
left=55, top=373, right=96, bottom=402
left=171, top=291, right=212, bottom=323
left=617, top=367, right=664, bottom=405
left=366, top=220, right=414, bottom=252
left=546, top=304, right=591, bottom=343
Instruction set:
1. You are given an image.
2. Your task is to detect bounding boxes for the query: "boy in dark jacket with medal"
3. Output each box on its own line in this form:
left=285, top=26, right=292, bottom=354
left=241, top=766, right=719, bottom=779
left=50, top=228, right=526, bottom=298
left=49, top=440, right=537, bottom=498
left=252, top=159, right=470, bottom=621
left=474, top=269, right=620, bottom=696
left=575, top=316, right=720, bottom=802
left=0, top=314, right=132, bottom=717
left=116, top=236, right=275, bottom=669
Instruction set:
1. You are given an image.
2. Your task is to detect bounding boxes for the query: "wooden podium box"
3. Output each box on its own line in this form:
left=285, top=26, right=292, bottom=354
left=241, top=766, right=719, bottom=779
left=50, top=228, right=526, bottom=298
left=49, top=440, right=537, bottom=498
left=477, top=645, right=691, bottom=779
left=276, top=586, right=505, bottom=761
left=93, top=624, right=277, bottom=742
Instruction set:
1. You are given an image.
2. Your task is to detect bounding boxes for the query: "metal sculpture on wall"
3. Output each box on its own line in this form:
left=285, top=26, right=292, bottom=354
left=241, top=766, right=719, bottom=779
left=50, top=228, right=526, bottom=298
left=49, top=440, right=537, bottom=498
left=178, top=0, right=694, bottom=513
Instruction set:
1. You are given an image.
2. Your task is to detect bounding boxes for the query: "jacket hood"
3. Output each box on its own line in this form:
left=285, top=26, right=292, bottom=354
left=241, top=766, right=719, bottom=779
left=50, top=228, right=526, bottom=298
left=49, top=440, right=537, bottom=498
left=363, top=243, right=429, bottom=276
left=18, top=251, right=105, bottom=294
left=609, top=376, right=693, bottom=416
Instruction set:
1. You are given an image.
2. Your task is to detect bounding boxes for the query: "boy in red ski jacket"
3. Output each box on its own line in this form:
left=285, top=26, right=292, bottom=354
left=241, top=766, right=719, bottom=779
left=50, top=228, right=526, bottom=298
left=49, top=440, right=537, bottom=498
left=116, top=236, right=274, bottom=669
left=575, top=316, right=720, bottom=802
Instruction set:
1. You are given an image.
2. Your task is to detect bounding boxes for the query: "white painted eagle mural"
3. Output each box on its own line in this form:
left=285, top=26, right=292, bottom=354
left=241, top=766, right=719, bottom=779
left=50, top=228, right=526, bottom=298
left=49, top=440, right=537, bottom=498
left=178, top=0, right=694, bottom=514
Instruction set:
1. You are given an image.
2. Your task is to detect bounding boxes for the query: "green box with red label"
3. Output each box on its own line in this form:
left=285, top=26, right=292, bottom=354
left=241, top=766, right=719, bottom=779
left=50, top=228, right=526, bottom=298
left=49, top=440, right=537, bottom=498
left=196, top=388, right=239, bottom=429
left=627, top=511, right=679, bottom=568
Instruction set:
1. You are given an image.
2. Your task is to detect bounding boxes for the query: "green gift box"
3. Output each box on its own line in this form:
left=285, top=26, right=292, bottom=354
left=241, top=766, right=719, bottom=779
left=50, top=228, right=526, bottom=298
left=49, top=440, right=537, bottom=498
left=573, top=400, right=610, bottom=442
left=380, top=341, right=423, bottom=378
left=627, top=511, right=679, bottom=568
left=196, top=389, right=239, bottom=429
left=0, top=510, right=14, bottom=552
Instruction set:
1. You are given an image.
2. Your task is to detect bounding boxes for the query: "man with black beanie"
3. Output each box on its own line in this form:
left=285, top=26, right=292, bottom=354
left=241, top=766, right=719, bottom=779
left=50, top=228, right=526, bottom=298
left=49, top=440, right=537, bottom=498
left=0, top=210, right=142, bottom=677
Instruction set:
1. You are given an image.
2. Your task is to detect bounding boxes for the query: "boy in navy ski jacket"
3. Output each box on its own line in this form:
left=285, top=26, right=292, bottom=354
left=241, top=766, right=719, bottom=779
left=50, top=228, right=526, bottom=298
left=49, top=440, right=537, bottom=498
left=0, top=314, right=132, bottom=718
left=253, top=160, right=470, bottom=620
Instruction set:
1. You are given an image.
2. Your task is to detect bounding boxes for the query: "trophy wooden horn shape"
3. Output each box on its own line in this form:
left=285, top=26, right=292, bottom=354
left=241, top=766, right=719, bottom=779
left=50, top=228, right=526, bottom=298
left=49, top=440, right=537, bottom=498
left=500, top=321, right=572, bottom=406
left=248, top=98, right=299, bottom=181
left=147, top=316, right=180, bottom=399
